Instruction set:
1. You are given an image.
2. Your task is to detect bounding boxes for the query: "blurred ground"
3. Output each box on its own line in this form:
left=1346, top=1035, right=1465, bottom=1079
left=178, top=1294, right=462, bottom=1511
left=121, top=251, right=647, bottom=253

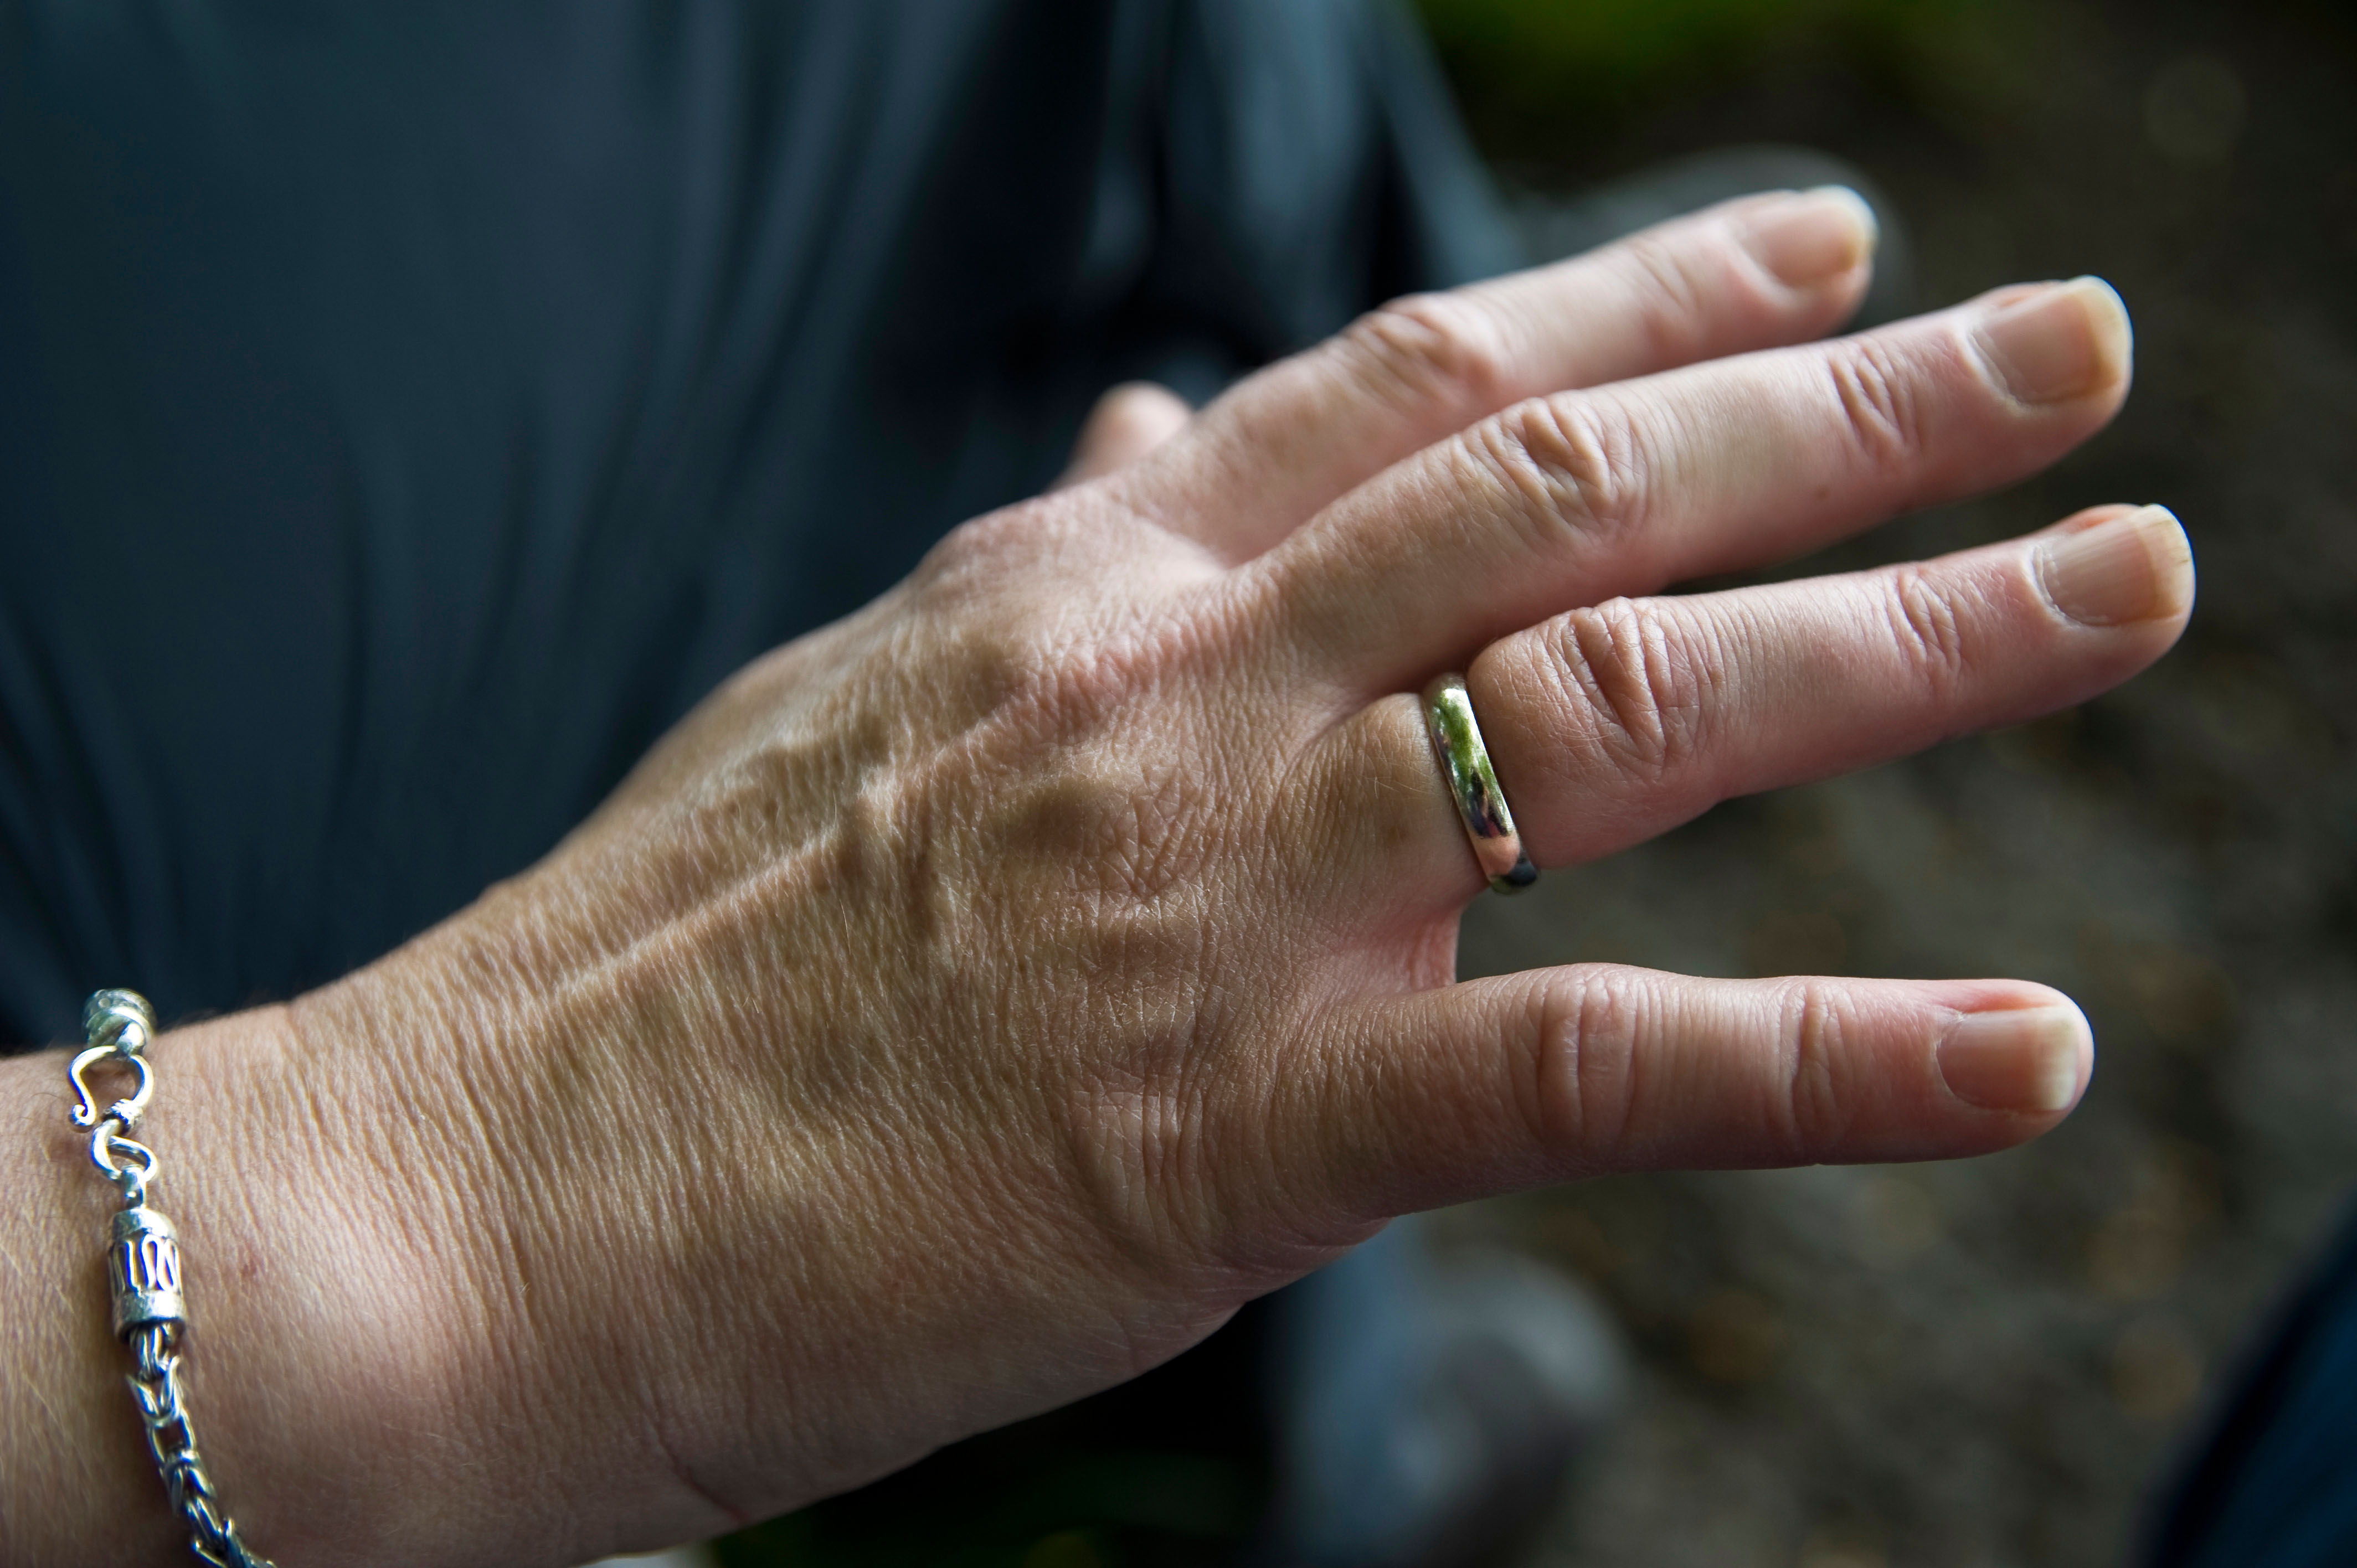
left=1424, top=0, right=2357, bottom=1564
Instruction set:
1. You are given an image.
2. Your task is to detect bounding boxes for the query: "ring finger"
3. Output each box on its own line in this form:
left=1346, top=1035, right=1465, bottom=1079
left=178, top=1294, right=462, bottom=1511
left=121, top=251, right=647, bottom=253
left=1301, top=502, right=2194, bottom=916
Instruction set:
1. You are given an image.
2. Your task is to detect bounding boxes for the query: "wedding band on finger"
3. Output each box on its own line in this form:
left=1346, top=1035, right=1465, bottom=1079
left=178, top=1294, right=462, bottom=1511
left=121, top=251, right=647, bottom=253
left=1421, top=673, right=1538, bottom=896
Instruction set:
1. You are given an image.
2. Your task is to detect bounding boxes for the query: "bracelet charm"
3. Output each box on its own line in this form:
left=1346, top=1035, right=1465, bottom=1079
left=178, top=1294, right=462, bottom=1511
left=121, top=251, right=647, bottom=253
left=112, top=1205, right=188, bottom=1339
left=68, top=988, right=276, bottom=1568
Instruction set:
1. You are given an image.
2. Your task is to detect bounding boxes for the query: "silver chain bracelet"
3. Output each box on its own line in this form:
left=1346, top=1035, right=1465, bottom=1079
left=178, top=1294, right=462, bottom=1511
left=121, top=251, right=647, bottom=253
left=68, top=988, right=276, bottom=1568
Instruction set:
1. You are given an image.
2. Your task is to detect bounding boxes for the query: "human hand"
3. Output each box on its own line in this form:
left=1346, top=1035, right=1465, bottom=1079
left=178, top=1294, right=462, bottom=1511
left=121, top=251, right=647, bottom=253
left=6, top=189, right=2190, bottom=1566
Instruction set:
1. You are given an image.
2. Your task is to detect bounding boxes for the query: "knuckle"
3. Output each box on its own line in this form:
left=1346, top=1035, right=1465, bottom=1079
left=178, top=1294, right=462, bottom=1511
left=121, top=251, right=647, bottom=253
left=1527, top=968, right=1649, bottom=1159
left=1064, top=1030, right=1347, bottom=1296
left=922, top=491, right=1184, bottom=597
left=1466, top=394, right=1648, bottom=550
left=1341, top=292, right=1514, bottom=418
left=1881, top=565, right=1972, bottom=704
left=981, top=630, right=1237, bottom=908
left=1061, top=1057, right=1223, bottom=1277
left=919, top=499, right=1047, bottom=580
left=1542, top=597, right=1715, bottom=784
left=1823, top=335, right=1928, bottom=472
left=1022, top=631, right=1146, bottom=728
left=1610, top=229, right=1723, bottom=362
left=1295, top=695, right=1458, bottom=893
left=1086, top=765, right=1219, bottom=904
left=1776, top=981, right=1862, bottom=1155
left=997, top=606, right=1211, bottom=746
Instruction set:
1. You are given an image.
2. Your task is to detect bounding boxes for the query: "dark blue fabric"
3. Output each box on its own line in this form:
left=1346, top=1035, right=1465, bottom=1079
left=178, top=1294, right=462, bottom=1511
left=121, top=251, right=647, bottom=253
left=0, top=0, right=1516, bottom=1045
left=2145, top=1201, right=2357, bottom=1567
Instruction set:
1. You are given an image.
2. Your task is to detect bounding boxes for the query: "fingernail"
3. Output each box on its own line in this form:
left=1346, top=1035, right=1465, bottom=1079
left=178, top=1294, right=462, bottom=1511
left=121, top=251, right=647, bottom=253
left=1974, top=276, right=2133, bottom=404
left=2036, top=504, right=2194, bottom=626
left=1937, top=1005, right=2088, bottom=1113
left=1744, top=186, right=1878, bottom=287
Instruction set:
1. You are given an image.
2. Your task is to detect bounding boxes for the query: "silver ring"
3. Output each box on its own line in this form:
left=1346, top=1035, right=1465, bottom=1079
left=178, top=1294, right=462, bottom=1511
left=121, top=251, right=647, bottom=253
left=1421, top=673, right=1537, bottom=896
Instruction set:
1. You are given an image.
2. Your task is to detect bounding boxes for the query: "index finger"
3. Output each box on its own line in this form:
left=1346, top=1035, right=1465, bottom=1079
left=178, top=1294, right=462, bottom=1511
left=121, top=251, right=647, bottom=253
left=1110, top=188, right=1880, bottom=561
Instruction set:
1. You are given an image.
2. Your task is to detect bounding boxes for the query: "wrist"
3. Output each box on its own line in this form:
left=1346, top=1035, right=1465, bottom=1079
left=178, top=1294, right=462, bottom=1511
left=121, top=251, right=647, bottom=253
left=287, top=858, right=1078, bottom=1549
left=1, top=1005, right=419, bottom=1564
left=283, top=896, right=770, bottom=1560
left=2, top=987, right=589, bottom=1568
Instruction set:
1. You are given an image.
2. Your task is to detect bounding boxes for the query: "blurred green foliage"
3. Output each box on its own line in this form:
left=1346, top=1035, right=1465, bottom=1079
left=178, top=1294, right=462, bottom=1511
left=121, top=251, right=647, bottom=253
left=713, top=1448, right=1255, bottom=1568
left=1413, top=0, right=2037, bottom=151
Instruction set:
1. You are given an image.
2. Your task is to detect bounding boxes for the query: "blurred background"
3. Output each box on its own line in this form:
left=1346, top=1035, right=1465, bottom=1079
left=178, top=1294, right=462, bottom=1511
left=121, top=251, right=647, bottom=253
left=708, top=1, right=2357, bottom=1564
left=1438, top=0, right=2357, bottom=1564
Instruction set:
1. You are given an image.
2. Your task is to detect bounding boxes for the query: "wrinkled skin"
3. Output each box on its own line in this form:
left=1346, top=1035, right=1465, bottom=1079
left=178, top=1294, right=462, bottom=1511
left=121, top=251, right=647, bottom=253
left=1, top=191, right=2192, bottom=1566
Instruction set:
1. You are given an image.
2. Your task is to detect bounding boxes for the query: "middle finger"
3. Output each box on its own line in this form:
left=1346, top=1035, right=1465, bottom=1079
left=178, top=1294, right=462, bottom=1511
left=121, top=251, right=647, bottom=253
left=1253, top=277, right=2133, bottom=694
